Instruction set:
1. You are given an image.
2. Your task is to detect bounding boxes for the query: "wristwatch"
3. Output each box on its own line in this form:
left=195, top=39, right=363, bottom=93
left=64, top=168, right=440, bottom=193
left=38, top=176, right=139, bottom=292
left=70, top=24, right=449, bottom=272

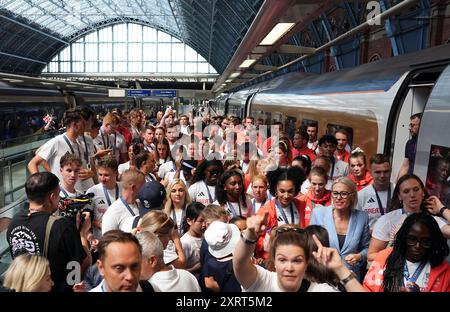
left=439, top=206, right=449, bottom=217
left=340, top=271, right=357, bottom=286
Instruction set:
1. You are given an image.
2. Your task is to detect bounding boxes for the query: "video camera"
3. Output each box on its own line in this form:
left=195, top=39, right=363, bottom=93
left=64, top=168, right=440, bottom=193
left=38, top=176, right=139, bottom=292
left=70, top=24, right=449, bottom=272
left=58, top=193, right=94, bottom=224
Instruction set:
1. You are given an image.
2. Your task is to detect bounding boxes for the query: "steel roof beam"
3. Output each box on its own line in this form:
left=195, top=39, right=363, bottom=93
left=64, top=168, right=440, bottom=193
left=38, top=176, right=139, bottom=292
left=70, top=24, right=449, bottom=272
left=0, top=14, right=68, bottom=44
left=277, top=44, right=316, bottom=54
left=0, top=51, right=47, bottom=64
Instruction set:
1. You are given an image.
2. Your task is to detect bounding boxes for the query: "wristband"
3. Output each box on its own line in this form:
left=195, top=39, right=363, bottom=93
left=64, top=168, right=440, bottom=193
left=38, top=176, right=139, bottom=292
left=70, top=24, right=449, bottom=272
left=340, top=271, right=357, bottom=286
left=439, top=206, right=448, bottom=217
left=241, top=232, right=258, bottom=244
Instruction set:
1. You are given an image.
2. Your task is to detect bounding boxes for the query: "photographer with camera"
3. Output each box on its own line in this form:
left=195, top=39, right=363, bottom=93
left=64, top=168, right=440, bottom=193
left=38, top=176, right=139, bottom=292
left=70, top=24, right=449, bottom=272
left=7, top=172, right=92, bottom=292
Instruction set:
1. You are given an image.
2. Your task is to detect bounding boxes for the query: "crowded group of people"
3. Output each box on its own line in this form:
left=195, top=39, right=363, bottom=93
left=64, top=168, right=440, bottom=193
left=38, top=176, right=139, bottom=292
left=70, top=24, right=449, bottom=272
left=1, top=105, right=449, bottom=293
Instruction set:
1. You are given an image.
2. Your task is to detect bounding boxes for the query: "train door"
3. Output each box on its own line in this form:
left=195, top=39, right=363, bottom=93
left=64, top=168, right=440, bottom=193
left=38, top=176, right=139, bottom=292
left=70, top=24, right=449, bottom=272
left=414, top=65, right=450, bottom=205
left=390, top=71, right=438, bottom=182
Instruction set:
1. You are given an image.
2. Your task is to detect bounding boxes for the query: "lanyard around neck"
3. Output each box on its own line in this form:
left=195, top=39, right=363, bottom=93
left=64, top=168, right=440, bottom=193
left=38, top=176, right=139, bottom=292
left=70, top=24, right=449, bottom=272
left=374, top=185, right=391, bottom=216
left=404, top=261, right=426, bottom=285
left=203, top=181, right=214, bottom=203
left=103, top=184, right=119, bottom=207
left=120, top=196, right=136, bottom=216
left=172, top=208, right=185, bottom=235
left=63, top=135, right=81, bottom=158
left=275, top=199, right=295, bottom=224
left=60, top=185, right=69, bottom=198
left=252, top=198, right=266, bottom=214
left=227, top=201, right=242, bottom=217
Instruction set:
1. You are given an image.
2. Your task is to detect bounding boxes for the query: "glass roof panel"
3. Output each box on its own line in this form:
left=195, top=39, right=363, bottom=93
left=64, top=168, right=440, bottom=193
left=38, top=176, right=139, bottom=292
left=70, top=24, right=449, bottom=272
left=0, top=0, right=179, bottom=38
left=0, top=0, right=263, bottom=74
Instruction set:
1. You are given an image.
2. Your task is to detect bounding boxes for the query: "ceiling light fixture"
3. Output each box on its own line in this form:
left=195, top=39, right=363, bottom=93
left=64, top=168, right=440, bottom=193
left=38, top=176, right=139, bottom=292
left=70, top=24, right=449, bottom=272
left=259, top=22, right=296, bottom=45
left=239, top=59, right=256, bottom=68
left=229, top=72, right=241, bottom=79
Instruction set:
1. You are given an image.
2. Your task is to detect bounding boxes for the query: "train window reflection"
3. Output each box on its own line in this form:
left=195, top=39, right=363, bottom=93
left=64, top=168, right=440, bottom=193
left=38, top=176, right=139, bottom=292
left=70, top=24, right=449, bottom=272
left=327, top=124, right=354, bottom=148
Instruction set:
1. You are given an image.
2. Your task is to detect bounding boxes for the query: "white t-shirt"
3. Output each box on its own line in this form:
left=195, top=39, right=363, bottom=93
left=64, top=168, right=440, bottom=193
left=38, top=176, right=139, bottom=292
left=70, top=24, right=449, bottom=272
left=188, top=181, right=216, bottom=205
left=329, top=158, right=349, bottom=181
left=94, top=131, right=127, bottom=163
left=38, top=133, right=84, bottom=182
left=149, top=265, right=201, bottom=292
left=180, top=125, right=190, bottom=135
left=275, top=202, right=300, bottom=226
left=244, top=265, right=338, bottom=292
left=86, top=183, right=122, bottom=238
left=101, top=197, right=139, bottom=234
left=357, top=183, right=395, bottom=230
left=249, top=198, right=268, bottom=215
left=307, top=141, right=319, bottom=153
left=372, top=209, right=448, bottom=244
left=180, top=232, right=202, bottom=269
left=59, top=187, right=80, bottom=199
left=158, top=161, right=177, bottom=180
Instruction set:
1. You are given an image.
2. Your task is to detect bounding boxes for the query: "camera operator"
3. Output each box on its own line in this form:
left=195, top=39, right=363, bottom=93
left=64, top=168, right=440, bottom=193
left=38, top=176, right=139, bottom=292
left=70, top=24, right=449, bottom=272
left=7, top=172, right=92, bottom=292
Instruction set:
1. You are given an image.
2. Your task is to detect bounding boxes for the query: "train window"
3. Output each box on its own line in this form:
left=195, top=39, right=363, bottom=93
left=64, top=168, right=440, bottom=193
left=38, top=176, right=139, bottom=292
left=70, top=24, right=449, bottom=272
left=301, top=119, right=319, bottom=132
left=273, top=112, right=282, bottom=123
left=285, top=116, right=297, bottom=139
left=425, top=144, right=450, bottom=204
left=326, top=124, right=354, bottom=148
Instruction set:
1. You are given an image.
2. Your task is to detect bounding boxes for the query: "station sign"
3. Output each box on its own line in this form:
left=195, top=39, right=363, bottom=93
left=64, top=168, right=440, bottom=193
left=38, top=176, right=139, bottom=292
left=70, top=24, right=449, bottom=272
left=152, top=90, right=177, bottom=98
left=127, top=89, right=152, bottom=97
left=122, top=89, right=177, bottom=98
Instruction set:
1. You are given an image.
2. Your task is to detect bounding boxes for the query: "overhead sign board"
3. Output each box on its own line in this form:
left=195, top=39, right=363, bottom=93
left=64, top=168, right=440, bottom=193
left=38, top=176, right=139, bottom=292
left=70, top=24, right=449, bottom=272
left=108, top=89, right=126, bottom=97
left=152, top=90, right=177, bottom=98
left=127, top=89, right=152, bottom=97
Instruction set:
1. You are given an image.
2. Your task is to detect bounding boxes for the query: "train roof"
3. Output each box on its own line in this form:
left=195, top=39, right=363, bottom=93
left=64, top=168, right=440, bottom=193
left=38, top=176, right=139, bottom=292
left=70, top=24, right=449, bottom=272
left=249, top=43, right=450, bottom=96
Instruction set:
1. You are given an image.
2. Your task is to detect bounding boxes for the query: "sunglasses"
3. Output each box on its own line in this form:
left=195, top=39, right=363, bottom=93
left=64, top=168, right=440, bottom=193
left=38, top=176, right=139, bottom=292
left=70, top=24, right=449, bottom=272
left=406, top=235, right=432, bottom=249
left=331, top=191, right=353, bottom=199
left=275, top=226, right=306, bottom=235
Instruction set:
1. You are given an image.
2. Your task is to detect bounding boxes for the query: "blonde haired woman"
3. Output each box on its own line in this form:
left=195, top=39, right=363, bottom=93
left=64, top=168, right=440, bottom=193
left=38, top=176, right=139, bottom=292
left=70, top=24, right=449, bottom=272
left=3, top=254, right=53, bottom=292
left=163, top=179, right=192, bottom=236
left=137, top=210, right=186, bottom=269
left=310, top=177, right=370, bottom=280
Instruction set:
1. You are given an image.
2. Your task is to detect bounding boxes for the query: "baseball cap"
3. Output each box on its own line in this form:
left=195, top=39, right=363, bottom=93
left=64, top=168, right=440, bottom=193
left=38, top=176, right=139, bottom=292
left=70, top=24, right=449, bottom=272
left=204, top=221, right=240, bottom=259
left=138, top=181, right=166, bottom=216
